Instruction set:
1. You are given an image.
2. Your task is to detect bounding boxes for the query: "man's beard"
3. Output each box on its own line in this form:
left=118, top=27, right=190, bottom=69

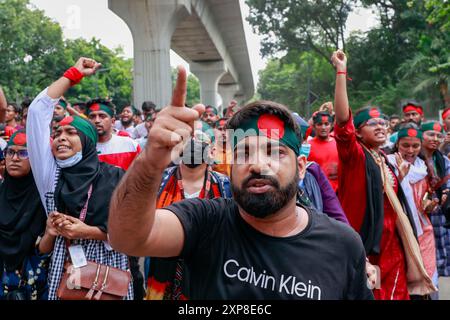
left=121, top=118, right=133, bottom=127
left=231, top=168, right=299, bottom=219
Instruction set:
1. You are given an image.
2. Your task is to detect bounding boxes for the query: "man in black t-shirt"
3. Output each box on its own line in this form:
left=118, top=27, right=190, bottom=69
left=108, top=67, right=374, bottom=300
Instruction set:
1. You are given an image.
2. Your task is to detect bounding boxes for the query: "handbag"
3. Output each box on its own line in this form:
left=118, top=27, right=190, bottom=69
left=56, top=185, right=131, bottom=300
left=57, top=260, right=131, bottom=300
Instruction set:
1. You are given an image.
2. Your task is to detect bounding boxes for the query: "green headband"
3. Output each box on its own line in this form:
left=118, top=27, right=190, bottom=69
left=87, top=103, right=114, bottom=118
left=58, top=100, right=68, bottom=110
left=397, top=127, right=423, bottom=141
left=354, top=107, right=385, bottom=128
left=231, top=114, right=300, bottom=156
left=7, top=130, right=27, bottom=148
left=58, top=116, right=98, bottom=145
left=421, top=122, right=444, bottom=133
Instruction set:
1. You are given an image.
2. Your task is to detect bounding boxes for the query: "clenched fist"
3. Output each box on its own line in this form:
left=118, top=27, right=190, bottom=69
left=74, top=57, right=102, bottom=77
left=331, top=50, right=347, bottom=72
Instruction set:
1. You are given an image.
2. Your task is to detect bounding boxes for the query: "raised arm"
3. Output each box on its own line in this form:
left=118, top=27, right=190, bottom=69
left=109, top=67, right=205, bottom=257
left=331, top=50, right=349, bottom=125
left=0, top=86, right=7, bottom=123
left=27, top=58, right=101, bottom=209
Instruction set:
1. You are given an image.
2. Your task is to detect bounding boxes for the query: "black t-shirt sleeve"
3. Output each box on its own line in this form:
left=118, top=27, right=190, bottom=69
left=165, top=198, right=230, bottom=260
left=345, top=237, right=375, bottom=300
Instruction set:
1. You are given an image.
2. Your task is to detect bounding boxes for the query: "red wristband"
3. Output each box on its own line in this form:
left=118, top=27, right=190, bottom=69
left=337, top=71, right=352, bottom=81
left=63, top=67, right=84, bottom=86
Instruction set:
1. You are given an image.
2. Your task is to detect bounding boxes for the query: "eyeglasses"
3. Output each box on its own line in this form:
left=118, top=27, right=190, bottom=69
left=424, top=131, right=445, bottom=140
left=363, top=118, right=388, bottom=128
left=4, top=149, right=29, bottom=160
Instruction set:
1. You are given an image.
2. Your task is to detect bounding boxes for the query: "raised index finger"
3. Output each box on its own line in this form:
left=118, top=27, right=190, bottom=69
left=171, top=65, right=187, bottom=108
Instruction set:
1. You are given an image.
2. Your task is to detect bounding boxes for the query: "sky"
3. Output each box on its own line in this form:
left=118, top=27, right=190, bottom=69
left=30, top=0, right=378, bottom=85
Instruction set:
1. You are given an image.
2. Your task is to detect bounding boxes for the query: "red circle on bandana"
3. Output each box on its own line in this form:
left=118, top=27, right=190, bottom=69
left=90, top=104, right=101, bottom=112
left=369, top=108, right=380, bottom=118
left=321, top=115, right=328, bottom=123
left=257, top=114, right=285, bottom=140
left=59, top=116, right=74, bottom=126
left=433, top=123, right=442, bottom=132
left=13, top=133, right=27, bottom=146
left=407, top=129, right=418, bottom=137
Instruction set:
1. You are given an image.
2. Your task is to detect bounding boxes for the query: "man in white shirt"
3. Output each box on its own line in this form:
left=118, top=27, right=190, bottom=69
left=114, top=104, right=135, bottom=137
left=87, top=99, right=141, bottom=171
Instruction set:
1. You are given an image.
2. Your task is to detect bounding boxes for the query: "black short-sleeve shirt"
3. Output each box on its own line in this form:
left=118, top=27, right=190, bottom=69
left=166, top=198, right=374, bottom=300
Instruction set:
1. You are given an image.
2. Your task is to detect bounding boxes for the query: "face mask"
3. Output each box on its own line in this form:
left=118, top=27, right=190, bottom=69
left=300, top=143, right=311, bottom=158
left=182, top=139, right=210, bottom=168
left=56, top=151, right=83, bottom=168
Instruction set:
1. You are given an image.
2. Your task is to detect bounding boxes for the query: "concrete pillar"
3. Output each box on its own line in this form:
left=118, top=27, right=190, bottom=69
left=109, top=0, right=190, bottom=109
left=190, top=61, right=226, bottom=109
left=218, top=83, right=240, bottom=113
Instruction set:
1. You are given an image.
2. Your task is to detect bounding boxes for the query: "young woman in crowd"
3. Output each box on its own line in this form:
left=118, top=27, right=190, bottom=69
left=27, top=58, right=133, bottom=300
left=387, top=123, right=439, bottom=298
left=0, top=130, right=49, bottom=300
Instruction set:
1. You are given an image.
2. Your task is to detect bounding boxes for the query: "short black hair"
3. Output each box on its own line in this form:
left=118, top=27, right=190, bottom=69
left=401, top=99, right=422, bottom=109
left=21, top=98, right=32, bottom=110
left=7, top=102, right=21, bottom=113
left=142, top=101, right=156, bottom=113
left=73, top=102, right=87, bottom=111
left=226, top=100, right=302, bottom=143
left=389, top=114, right=400, bottom=121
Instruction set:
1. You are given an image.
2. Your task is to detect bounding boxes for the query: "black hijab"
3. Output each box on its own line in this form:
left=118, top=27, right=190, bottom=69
left=0, top=170, right=46, bottom=271
left=54, top=132, right=124, bottom=232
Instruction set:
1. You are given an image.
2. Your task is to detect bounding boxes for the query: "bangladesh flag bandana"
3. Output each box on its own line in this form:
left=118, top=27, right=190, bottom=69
left=421, top=121, right=444, bottom=133
left=7, top=130, right=27, bottom=148
left=58, top=116, right=98, bottom=145
left=231, top=114, right=300, bottom=156
left=87, top=103, right=114, bottom=118
left=313, top=111, right=333, bottom=125
left=354, top=107, right=386, bottom=128
left=397, top=127, right=423, bottom=140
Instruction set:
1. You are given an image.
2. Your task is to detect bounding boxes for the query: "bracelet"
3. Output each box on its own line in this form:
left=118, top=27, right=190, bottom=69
left=63, top=67, right=84, bottom=86
left=336, top=71, right=352, bottom=81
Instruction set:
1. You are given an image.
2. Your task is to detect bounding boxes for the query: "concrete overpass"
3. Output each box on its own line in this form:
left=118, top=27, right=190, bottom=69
left=108, top=0, right=255, bottom=113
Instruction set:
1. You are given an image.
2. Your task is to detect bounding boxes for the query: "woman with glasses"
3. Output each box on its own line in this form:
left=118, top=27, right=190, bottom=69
left=332, top=50, right=435, bottom=300
left=386, top=124, right=439, bottom=299
left=0, top=130, right=49, bottom=300
left=420, top=122, right=450, bottom=280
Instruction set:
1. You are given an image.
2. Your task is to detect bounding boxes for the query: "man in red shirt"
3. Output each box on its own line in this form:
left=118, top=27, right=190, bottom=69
left=87, top=99, right=141, bottom=171
left=308, top=111, right=339, bottom=192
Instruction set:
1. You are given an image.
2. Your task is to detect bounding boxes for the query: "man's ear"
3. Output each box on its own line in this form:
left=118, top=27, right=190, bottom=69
left=297, top=155, right=307, bottom=180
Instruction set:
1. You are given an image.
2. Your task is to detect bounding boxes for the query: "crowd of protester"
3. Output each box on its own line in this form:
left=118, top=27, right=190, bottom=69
left=0, top=51, right=449, bottom=300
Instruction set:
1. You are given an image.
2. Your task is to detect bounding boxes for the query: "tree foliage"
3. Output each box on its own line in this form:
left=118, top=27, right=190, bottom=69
left=250, top=0, right=449, bottom=118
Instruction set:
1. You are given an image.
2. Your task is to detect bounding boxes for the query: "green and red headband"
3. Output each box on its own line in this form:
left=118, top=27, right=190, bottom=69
left=354, top=107, right=385, bottom=128
left=231, top=114, right=300, bottom=156
left=421, top=121, right=444, bottom=133
left=7, top=130, right=27, bottom=148
left=205, top=106, right=218, bottom=115
left=397, top=127, right=423, bottom=141
left=58, top=116, right=98, bottom=145
left=403, top=104, right=423, bottom=116
left=313, top=112, right=333, bottom=125
left=87, top=103, right=114, bottom=118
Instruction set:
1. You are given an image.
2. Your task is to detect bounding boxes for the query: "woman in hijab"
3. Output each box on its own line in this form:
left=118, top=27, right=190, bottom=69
left=27, top=58, right=133, bottom=300
left=0, top=130, right=49, bottom=300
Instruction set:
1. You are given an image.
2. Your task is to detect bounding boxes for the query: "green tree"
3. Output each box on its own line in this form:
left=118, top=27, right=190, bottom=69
left=246, top=0, right=354, bottom=62
left=171, top=68, right=200, bottom=107
left=64, top=38, right=133, bottom=108
left=0, top=0, right=67, bottom=101
left=258, top=53, right=334, bottom=115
